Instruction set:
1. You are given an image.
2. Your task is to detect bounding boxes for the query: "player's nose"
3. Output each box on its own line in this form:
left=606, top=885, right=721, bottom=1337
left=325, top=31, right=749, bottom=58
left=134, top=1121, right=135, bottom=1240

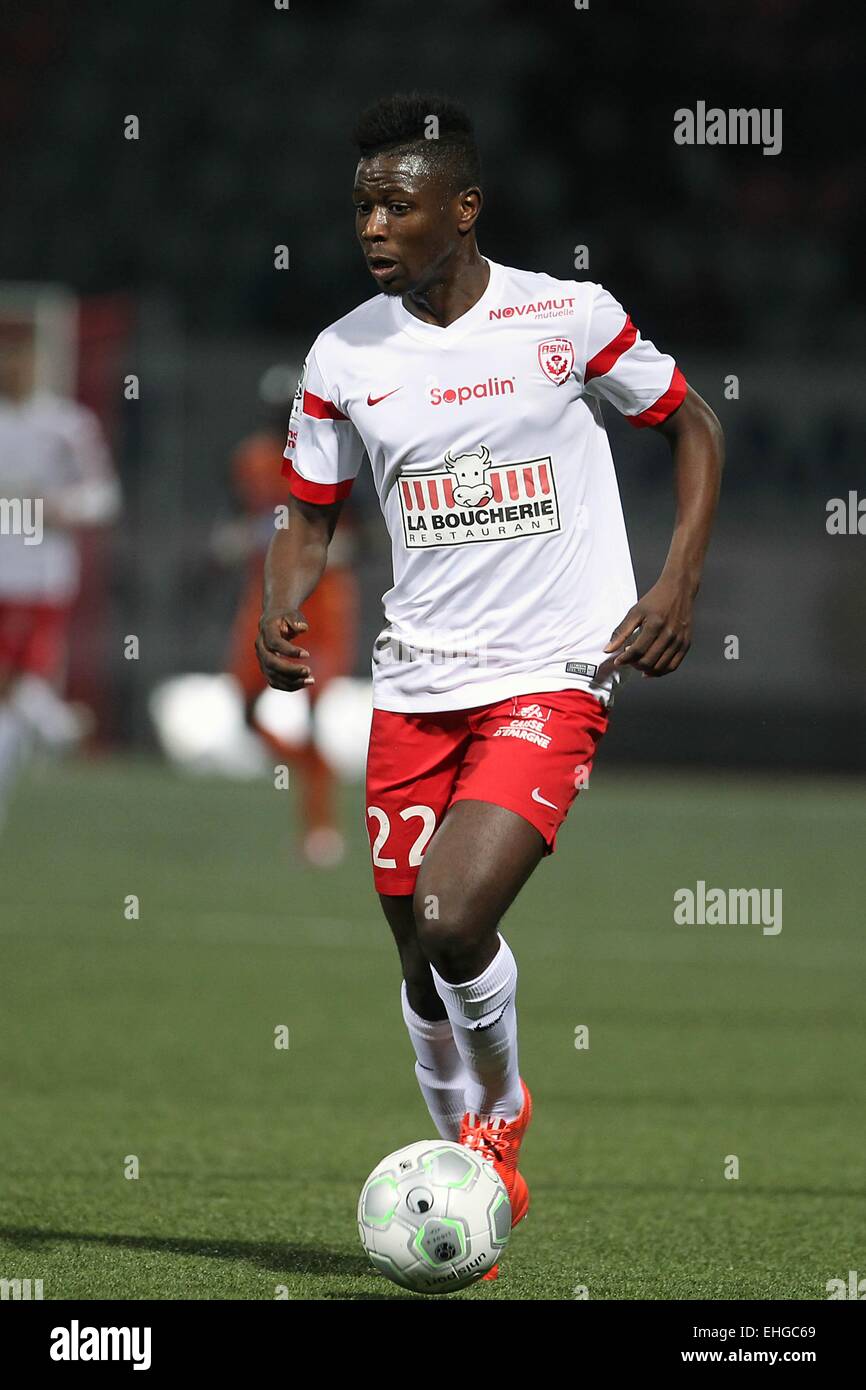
left=360, top=206, right=389, bottom=240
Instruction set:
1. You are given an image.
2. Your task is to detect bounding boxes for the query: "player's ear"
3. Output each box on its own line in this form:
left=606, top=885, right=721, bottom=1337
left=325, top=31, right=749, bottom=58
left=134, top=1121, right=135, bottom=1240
left=455, top=186, right=482, bottom=235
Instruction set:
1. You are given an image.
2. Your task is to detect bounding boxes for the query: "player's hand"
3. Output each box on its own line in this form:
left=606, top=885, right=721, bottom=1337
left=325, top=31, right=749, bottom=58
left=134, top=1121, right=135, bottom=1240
left=255, top=610, right=315, bottom=691
left=601, top=576, right=694, bottom=678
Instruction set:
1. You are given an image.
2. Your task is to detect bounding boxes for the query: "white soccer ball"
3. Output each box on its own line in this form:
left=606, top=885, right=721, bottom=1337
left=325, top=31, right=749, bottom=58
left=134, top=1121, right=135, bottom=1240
left=358, top=1139, right=511, bottom=1294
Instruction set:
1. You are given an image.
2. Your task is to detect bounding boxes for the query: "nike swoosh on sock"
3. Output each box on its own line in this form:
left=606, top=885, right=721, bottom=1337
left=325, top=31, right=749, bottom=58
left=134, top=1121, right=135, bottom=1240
left=471, top=1002, right=509, bottom=1032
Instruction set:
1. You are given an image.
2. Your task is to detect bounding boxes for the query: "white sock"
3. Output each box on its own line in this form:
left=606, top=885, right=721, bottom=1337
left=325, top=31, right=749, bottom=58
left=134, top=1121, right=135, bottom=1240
left=431, top=934, right=523, bottom=1122
left=10, top=675, right=85, bottom=749
left=0, top=702, right=30, bottom=825
left=400, top=981, right=468, bottom=1141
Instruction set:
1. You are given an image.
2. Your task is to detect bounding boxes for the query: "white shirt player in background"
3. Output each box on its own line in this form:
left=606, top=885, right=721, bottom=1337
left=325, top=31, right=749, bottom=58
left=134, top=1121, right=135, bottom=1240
left=0, top=329, right=121, bottom=824
left=256, top=93, right=723, bottom=1253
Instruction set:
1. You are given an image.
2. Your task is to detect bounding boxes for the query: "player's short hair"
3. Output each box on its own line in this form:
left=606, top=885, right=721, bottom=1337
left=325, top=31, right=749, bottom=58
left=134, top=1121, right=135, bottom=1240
left=353, top=92, right=482, bottom=194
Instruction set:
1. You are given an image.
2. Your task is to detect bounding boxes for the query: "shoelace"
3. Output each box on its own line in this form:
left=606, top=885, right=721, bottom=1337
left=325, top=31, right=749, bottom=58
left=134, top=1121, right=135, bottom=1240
left=461, top=1117, right=512, bottom=1165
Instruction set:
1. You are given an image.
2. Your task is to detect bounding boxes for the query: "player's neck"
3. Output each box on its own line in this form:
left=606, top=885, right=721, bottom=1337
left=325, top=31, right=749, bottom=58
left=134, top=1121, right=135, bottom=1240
left=401, top=250, right=490, bottom=329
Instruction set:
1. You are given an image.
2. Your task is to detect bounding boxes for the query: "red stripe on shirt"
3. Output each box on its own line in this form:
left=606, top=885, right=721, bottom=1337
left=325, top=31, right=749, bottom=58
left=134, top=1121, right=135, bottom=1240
left=303, top=389, right=348, bottom=421
left=283, top=460, right=354, bottom=502
left=584, top=314, right=638, bottom=383
left=627, top=366, right=688, bottom=429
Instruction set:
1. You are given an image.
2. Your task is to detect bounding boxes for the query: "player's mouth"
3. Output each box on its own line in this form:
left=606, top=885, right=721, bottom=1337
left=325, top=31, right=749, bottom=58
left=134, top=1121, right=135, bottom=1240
left=367, top=255, right=400, bottom=282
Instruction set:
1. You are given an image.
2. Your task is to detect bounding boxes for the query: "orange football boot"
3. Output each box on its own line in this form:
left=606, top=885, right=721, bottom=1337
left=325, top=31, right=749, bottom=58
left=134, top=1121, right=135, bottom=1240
left=461, top=1080, right=532, bottom=1282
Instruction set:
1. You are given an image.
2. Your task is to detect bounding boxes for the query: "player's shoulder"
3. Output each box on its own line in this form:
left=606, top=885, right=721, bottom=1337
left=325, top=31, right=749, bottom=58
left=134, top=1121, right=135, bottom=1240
left=489, top=261, right=609, bottom=326
left=309, top=293, right=395, bottom=367
left=28, top=391, right=103, bottom=435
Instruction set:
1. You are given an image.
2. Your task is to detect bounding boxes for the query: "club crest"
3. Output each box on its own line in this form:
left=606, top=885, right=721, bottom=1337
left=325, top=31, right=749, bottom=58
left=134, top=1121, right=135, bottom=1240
left=538, top=337, right=574, bottom=385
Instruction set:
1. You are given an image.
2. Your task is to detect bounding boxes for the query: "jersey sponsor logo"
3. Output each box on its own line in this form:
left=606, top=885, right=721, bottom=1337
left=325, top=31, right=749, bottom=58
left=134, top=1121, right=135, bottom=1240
left=398, top=444, right=561, bottom=548
left=292, top=364, right=306, bottom=411
left=492, top=711, right=553, bottom=749
left=489, top=297, right=575, bottom=322
left=284, top=363, right=308, bottom=456
left=429, top=377, right=514, bottom=407
left=538, top=338, right=574, bottom=385
left=366, top=387, right=402, bottom=406
left=512, top=702, right=550, bottom=722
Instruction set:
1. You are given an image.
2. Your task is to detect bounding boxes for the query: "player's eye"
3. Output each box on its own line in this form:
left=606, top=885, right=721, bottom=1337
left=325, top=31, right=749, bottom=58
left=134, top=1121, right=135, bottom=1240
left=388, top=203, right=410, bottom=215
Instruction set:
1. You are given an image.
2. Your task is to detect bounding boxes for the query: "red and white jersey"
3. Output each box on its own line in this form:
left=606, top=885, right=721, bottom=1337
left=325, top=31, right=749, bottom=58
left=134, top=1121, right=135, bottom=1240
left=283, top=259, right=686, bottom=712
left=0, top=392, right=120, bottom=602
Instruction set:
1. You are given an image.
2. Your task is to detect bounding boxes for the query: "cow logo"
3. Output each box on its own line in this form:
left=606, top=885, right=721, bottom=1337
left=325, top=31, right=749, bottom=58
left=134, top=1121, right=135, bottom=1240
left=398, top=444, right=560, bottom=549
left=538, top=338, right=574, bottom=385
left=444, top=444, right=493, bottom=506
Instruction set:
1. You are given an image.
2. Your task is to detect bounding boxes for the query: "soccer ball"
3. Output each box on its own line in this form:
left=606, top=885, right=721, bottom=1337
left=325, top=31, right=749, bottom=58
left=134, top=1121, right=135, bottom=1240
left=358, top=1139, right=511, bottom=1294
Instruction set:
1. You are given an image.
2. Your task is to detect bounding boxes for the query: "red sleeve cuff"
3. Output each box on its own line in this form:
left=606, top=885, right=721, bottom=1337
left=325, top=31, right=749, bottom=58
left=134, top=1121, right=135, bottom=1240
left=282, top=459, right=354, bottom=503
left=627, top=366, right=688, bottom=428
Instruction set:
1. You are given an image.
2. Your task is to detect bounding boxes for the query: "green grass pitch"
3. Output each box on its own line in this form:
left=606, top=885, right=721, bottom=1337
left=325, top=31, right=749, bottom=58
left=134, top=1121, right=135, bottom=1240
left=1, top=757, right=864, bottom=1300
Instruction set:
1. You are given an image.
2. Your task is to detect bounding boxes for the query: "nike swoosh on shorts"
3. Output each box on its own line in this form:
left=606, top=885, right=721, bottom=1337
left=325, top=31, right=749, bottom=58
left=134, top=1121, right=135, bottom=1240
left=531, top=787, right=558, bottom=809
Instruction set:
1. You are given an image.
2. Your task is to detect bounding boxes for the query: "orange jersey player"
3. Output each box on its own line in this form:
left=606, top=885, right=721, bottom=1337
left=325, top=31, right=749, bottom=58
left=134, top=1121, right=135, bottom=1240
left=223, top=424, right=358, bottom=866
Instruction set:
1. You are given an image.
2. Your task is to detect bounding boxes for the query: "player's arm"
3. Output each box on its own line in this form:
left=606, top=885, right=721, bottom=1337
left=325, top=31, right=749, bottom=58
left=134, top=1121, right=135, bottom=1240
left=605, top=385, right=724, bottom=677
left=42, top=403, right=122, bottom=529
left=256, top=495, right=343, bottom=691
left=579, top=284, right=723, bottom=678
left=256, top=338, right=364, bottom=692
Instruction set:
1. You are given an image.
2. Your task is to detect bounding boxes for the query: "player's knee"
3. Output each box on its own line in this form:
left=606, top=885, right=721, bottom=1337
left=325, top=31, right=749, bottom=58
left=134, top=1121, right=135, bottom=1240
left=412, top=889, right=490, bottom=976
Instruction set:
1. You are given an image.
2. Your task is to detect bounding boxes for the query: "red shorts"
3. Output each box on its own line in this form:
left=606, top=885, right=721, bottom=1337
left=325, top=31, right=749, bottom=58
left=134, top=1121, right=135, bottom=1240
left=364, top=688, right=610, bottom=894
left=0, top=602, right=71, bottom=680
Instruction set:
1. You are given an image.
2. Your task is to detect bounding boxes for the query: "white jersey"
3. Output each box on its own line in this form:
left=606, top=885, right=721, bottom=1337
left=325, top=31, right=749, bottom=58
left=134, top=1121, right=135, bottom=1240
left=283, top=259, right=686, bottom=712
left=0, top=392, right=120, bottom=602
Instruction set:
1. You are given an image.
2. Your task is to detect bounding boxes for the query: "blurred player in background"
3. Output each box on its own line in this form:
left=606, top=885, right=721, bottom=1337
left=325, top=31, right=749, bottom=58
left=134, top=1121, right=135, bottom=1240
left=213, top=367, right=358, bottom=866
left=0, top=322, right=121, bottom=826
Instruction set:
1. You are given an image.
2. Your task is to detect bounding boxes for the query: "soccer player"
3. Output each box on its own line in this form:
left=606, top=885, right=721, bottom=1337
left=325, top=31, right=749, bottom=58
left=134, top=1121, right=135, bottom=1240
left=257, top=93, right=723, bottom=1268
left=0, top=325, right=120, bottom=826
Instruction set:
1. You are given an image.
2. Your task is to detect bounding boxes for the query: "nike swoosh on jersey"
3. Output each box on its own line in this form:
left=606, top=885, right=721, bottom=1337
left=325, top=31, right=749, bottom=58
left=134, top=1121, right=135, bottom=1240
left=531, top=787, right=559, bottom=809
left=366, top=388, right=402, bottom=406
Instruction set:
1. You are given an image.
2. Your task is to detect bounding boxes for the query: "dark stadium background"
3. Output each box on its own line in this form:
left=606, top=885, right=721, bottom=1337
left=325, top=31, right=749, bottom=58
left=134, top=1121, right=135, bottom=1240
left=1, top=0, right=862, bottom=768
